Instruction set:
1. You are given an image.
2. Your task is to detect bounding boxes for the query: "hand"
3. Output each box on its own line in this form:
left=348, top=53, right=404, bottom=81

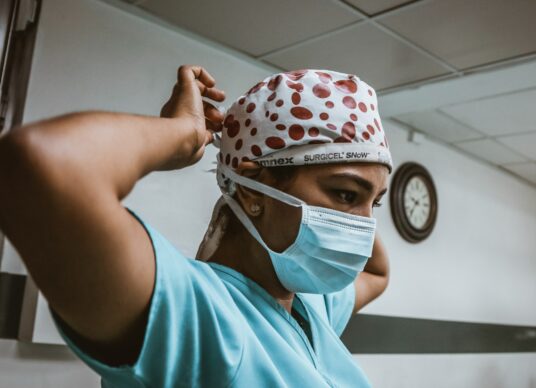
left=160, top=65, right=226, bottom=169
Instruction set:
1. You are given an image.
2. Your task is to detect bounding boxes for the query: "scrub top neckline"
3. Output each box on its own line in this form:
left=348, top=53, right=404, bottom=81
left=206, top=261, right=320, bottom=368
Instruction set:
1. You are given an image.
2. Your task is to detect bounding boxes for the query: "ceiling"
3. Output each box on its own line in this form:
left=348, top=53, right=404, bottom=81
left=124, top=0, right=536, bottom=92
left=118, top=0, right=536, bottom=187
left=390, top=63, right=536, bottom=187
left=395, top=88, right=536, bottom=185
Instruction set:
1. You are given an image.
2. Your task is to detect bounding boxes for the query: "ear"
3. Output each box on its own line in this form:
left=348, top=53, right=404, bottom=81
left=234, top=161, right=273, bottom=218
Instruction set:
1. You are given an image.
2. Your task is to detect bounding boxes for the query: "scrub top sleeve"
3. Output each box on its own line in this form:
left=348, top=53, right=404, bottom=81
left=323, top=282, right=356, bottom=336
left=50, top=207, right=245, bottom=388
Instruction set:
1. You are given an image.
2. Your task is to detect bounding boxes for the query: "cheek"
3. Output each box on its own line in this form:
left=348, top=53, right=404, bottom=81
left=260, top=198, right=301, bottom=253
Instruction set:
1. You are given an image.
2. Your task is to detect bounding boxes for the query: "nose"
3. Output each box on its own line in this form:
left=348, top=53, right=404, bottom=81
left=354, top=204, right=374, bottom=219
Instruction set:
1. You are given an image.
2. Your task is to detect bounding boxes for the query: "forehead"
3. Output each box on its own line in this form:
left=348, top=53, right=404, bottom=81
left=298, top=162, right=389, bottom=190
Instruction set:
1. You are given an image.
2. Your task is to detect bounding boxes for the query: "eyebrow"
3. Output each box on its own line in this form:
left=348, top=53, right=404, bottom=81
left=330, top=173, right=388, bottom=196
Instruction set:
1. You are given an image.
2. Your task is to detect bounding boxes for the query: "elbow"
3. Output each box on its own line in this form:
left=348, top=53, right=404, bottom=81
left=0, top=127, right=51, bottom=205
left=1, top=126, right=43, bottom=171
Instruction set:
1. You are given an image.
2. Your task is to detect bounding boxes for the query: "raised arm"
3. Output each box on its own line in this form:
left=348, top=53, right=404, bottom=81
left=353, top=232, right=390, bottom=314
left=0, top=65, right=224, bottom=364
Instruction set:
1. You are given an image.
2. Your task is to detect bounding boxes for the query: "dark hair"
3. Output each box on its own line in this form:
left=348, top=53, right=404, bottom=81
left=223, top=165, right=301, bottom=234
left=265, top=165, right=301, bottom=188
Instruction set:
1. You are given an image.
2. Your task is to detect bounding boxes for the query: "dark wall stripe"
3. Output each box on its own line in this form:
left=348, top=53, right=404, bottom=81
left=341, top=314, right=536, bottom=354
left=0, top=273, right=26, bottom=339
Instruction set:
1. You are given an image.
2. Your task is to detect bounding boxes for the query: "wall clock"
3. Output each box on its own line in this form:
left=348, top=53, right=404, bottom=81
left=390, top=162, right=438, bottom=243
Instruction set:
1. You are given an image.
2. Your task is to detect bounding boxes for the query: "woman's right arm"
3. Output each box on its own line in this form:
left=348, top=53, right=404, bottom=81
left=0, top=65, right=224, bottom=364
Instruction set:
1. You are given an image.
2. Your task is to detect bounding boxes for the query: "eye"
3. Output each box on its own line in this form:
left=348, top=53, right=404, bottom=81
left=333, top=190, right=357, bottom=204
left=373, top=200, right=383, bottom=208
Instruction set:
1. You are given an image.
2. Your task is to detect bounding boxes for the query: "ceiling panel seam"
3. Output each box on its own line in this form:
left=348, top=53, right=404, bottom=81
left=390, top=118, right=536, bottom=188
left=336, top=1, right=461, bottom=74
left=433, top=109, right=489, bottom=138
left=257, top=0, right=459, bottom=76
left=461, top=52, right=536, bottom=78
left=393, top=116, right=532, bottom=162
left=255, top=19, right=368, bottom=60
left=440, top=85, right=536, bottom=109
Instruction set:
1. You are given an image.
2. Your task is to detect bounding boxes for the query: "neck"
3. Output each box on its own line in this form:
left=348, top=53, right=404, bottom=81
left=206, top=223, right=295, bottom=313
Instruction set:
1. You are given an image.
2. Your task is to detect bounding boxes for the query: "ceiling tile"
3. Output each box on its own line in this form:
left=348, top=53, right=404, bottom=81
left=396, top=110, right=484, bottom=143
left=440, top=88, right=536, bottom=137
left=496, top=132, right=536, bottom=161
left=344, top=0, right=414, bottom=15
left=454, top=138, right=528, bottom=165
left=139, top=0, right=360, bottom=57
left=501, top=162, right=536, bottom=184
left=263, top=23, right=448, bottom=90
left=380, top=0, right=536, bottom=69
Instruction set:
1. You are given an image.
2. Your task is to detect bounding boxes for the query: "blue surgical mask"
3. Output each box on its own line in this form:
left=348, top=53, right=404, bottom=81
left=217, top=165, right=377, bottom=294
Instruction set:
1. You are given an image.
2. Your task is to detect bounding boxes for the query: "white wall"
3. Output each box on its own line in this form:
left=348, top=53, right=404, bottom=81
left=1, top=0, right=535, bottom=387
left=362, top=118, right=536, bottom=326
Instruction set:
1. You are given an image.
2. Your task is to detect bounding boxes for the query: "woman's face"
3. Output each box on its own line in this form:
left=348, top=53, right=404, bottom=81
left=257, top=162, right=389, bottom=253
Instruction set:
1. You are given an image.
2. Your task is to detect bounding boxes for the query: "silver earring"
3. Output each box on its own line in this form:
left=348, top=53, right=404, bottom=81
left=250, top=204, right=261, bottom=214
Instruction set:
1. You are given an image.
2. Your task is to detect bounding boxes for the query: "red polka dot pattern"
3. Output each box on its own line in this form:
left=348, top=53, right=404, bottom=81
left=313, top=83, right=331, bottom=98
left=266, top=137, right=286, bottom=149
left=342, top=122, right=356, bottom=140
left=224, top=114, right=240, bottom=138
left=289, top=124, right=305, bottom=140
left=286, top=80, right=304, bottom=92
left=343, top=96, right=356, bottom=109
left=286, top=69, right=308, bottom=81
left=334, top=80, right=357, bottom=94
left=218, top=69, right=392, bottom=176
left=251, top=145, right=262, bottom=156
left=247, top=82, right=265, bottom=95
left=291, top=107, right=313, bottom=120
left=327, top=123, right=337, bottom=130
left=246, top=103, right=256, bottom=113
left=235, top=139, right=243, bottom=150
left=316, top=71, right=332, bottom=84
left=308, top=127, right=320, bottom=137
left=268, top=75, right=282, bottom=91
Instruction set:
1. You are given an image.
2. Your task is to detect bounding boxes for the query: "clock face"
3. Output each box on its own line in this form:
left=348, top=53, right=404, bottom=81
left=403, top=176, right=431, bottom=230
left=390, top=162, right=437, bottom=243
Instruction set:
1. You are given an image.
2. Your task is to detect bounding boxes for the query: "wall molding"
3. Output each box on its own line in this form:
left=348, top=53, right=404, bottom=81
left=342, top=314, right=536, bottom=354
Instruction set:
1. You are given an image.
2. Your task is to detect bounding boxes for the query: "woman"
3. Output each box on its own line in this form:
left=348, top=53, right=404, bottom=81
left=0, top=66, right=392, bottom=387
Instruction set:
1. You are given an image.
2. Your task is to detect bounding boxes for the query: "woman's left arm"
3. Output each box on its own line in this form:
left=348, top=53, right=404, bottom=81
left=353, top=232, right=390, bottom=314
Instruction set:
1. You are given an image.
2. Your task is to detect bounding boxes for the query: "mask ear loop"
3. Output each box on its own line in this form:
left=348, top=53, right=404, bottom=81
left=220, top=192, right=273, bottom=252
left=218, top=164, right=304, bottom=208
left=217, top=164, right=305, bottom=254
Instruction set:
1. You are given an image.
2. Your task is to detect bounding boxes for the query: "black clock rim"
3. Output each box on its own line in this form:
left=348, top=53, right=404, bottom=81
left=390, top=162, right=438, bottom=243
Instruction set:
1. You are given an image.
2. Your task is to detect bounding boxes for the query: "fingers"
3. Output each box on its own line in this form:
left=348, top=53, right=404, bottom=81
left=179, top=65, right=215, bottom=87
left=178, top=65, right=226, bottom=103
left=197, top=80, right=226, bottom=102
left=203, top=100, right=224, bottom=126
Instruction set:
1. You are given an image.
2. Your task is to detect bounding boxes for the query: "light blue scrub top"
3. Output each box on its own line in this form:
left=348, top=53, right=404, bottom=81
left=51, top=209, right=372, bottom=388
